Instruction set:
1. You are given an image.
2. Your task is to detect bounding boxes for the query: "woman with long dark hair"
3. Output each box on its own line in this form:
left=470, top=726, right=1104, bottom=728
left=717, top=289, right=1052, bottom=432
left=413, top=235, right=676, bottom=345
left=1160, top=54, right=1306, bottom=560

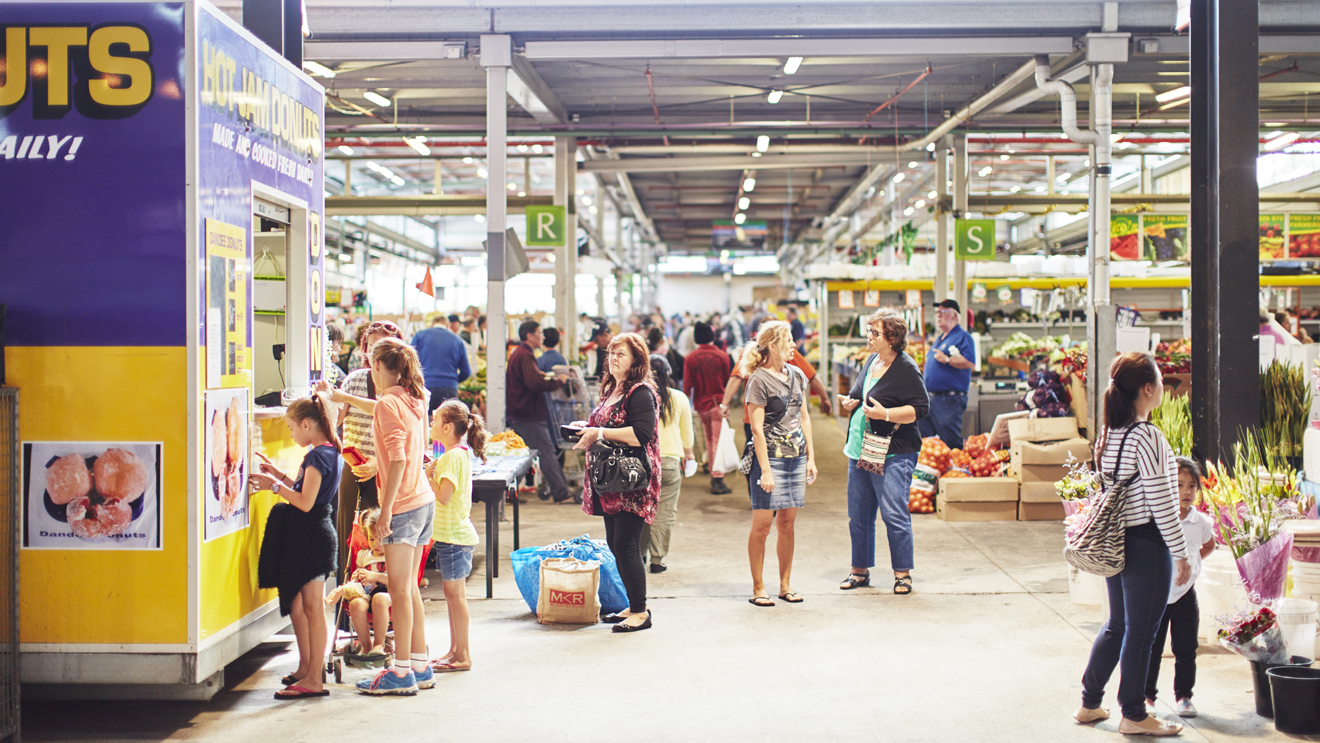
left=642, top=354, right=695, bottom=573
left=1075, top=352, right=1189, bottom=736
left=573, top=333, right=661, bottom=632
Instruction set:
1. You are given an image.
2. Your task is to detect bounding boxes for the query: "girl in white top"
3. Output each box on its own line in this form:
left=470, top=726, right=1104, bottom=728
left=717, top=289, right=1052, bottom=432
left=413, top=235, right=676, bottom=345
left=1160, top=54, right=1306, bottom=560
left=1076, top=352, right=1191, bottom=737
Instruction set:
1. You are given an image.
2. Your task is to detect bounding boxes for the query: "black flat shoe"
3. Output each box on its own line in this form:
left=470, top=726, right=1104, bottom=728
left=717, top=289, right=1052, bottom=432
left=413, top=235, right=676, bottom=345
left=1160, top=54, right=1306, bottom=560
left=612, top=611, right=652, bottom=633
left=649, top=563, right=667, bottom=574
left=600, top=612, right=629, bottom=624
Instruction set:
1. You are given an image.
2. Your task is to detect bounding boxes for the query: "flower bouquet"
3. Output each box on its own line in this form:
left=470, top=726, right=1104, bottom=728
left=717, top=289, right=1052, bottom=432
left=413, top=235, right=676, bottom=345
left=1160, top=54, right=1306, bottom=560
left=1055, top=453, right=1098, bottom=520
left=1217, top=606, right=1289, bottom=664
left=1202, top=432, right=1306, bottom=602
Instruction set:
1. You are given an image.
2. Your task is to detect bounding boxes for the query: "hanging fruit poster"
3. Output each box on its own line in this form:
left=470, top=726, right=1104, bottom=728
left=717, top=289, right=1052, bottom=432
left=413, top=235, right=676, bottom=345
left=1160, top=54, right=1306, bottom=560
left=1110, top=215, right=1141, bottom=261
left=204, top=388, right=251, bottom=541
left=1260, top=214, right=1287, bottom=260
left=1143, top=215, right=1189, bottom=262
left=22, top=442, right=163, bottom=550
left=1288, top=214, right=1320, bottom=259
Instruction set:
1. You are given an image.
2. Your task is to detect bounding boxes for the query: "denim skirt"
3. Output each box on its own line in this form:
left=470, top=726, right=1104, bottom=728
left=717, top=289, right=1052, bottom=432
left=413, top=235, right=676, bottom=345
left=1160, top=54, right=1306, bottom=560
left=748, top=454, right=807, bottom=510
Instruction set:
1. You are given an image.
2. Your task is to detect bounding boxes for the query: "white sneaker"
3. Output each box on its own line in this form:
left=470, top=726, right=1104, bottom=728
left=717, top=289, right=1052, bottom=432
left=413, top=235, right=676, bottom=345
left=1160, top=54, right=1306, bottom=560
left=1175, top=698, right=1197, bottom=718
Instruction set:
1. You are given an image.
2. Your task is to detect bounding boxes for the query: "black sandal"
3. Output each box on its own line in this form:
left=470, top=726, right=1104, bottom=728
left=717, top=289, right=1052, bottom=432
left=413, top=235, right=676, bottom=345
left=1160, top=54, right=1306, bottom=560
left=778, top=592, right=804, bottom=603
left=280, top=673, right=301, bottom=687
left=893, top=576, right=913, bottom=595
left=748, top=595, right=775, bottom=607
left=840, top=571, right=870, bottom=590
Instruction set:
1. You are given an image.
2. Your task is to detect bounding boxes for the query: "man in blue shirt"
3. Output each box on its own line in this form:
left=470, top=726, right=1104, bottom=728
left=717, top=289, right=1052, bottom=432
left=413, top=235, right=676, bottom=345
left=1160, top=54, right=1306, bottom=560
left=787, top=305, right=806, bottom=354
left=411, top=315, right=472, bottom=414
left=536, top=327, right=568, bottom=372
left=920, top=299, right=977, bottom=449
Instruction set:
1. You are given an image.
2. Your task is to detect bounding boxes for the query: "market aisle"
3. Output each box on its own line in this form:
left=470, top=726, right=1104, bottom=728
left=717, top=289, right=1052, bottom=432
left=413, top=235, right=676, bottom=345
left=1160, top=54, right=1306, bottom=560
left=20, top=410, right=1286, bottom=741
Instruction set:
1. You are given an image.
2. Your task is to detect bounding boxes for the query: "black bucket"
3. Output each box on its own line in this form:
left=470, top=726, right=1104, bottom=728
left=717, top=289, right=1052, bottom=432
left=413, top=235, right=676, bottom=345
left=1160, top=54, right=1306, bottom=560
left=1251, top=657, right=1312, bottom=718
left=1268, top=666, right=1320, bottom=735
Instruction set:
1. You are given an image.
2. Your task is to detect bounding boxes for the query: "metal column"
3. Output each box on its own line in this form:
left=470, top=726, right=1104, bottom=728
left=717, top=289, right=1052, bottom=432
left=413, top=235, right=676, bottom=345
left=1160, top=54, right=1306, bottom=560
left=935, top=136, right=950, bottom=303
left=952, top=134, right=969, bottom=313
left=1190, top=0, right=1260, bottom=464
left=554, top=138, right=570, bottom=338
left=241, top=0, right=302, bottom=66
left=482, top=35, right=510, bottom=432
left=565, top=144, right=579, bottom=355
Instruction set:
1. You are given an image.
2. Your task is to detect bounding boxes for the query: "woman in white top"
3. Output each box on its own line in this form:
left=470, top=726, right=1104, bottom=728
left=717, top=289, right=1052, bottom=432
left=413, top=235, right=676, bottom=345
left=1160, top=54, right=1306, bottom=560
left=1076, top=352, right=1191, bottom=737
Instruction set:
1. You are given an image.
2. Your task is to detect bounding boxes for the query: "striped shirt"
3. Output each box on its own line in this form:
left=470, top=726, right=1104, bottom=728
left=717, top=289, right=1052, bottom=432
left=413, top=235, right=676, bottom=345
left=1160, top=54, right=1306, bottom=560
left=1095, top=423, right=1188, bottom=559
left=341, top=369, right=375, bottom=460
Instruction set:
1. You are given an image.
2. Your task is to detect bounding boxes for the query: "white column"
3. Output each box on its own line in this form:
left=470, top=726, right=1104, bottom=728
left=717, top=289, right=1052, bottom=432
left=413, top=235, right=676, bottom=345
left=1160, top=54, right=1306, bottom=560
left=481, top=34, right=510, bottom=432
left=553, top=137, right=570, bottom=336
left=952, top=133, right=969, bottom=314
left=935, top=135, right=950, bottom=302
left=565, top=140, right=579, bottom=356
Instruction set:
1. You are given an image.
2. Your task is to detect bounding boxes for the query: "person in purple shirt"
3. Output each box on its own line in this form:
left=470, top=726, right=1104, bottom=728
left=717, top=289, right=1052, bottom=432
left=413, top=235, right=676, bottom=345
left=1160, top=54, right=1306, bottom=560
left=411, top=316, right=472, bottom=415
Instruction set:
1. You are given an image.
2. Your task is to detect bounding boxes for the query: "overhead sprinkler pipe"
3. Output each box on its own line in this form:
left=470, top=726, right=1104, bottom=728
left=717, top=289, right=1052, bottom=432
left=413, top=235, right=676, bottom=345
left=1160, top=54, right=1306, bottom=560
left=1033, top=56, right=1101, bottom=148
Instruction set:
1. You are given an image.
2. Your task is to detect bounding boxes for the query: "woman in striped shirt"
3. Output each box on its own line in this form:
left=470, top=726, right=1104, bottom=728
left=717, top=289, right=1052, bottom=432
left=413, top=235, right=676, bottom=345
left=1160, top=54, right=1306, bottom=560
left=1076, top=352, right=1190, bottom=737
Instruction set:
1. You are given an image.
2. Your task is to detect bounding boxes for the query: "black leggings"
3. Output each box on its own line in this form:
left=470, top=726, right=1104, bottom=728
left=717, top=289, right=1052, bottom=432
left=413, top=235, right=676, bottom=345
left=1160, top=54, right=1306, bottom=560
left=603, top=510, right=648, bottom=613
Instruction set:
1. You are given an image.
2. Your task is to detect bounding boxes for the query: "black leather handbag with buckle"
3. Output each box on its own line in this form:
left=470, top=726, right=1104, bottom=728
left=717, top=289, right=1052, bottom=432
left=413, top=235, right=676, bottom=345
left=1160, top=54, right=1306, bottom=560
left=588, top=439, right=651, bottom=493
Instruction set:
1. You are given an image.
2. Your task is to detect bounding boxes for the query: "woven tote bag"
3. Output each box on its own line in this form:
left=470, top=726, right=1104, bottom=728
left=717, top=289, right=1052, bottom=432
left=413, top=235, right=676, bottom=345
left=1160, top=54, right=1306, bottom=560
left=1063, top=426, right=1140, bottom=578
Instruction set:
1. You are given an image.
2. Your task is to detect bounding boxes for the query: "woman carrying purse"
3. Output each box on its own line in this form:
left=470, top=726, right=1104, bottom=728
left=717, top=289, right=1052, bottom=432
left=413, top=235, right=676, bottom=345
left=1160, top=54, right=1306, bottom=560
left=1074, top=352, right=1190, bottom=736
left=573, top=332, right=661, bottom=633
left=741, top=321, right=817, bottom=607
left=837, top=309, right=929, bottom=596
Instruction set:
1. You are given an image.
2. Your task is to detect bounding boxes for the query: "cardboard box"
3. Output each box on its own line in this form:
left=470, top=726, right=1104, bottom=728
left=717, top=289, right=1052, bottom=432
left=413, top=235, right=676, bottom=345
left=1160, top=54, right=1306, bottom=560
left=939, top=477, right=1019, bottom=503
left=1008, top=416, right=1080, bottom=443
left=938, top=500, right=1019, bottom=522
left=1011, top=437, right=1092, bottom=466
left=1019, top=501, right=1066, bottom=521
left=1018, top=482, right=1061, bottom=503
left=1013, top=463, right=1070, bottom=483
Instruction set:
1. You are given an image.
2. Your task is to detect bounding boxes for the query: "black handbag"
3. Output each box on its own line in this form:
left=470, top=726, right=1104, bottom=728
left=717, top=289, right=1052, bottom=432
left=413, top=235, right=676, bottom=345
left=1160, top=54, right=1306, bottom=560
left=588, top=439, right=652, bottom=493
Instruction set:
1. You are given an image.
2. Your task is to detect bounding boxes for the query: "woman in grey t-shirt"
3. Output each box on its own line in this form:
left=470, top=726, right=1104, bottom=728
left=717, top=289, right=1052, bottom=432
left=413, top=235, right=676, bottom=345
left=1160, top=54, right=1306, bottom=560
left=741, top=320, right=817, bottom=608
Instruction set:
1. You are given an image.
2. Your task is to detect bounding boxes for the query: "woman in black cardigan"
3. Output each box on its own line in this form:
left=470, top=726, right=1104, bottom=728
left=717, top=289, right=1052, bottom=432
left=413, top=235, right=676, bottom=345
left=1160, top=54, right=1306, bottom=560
left=836, top=309, right=930, bottom=595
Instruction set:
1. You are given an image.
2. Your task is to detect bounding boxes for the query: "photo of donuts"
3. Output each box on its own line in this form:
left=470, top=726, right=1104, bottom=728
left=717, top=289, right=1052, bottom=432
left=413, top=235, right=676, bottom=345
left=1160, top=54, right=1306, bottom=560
left=22, top=442, right=162, bottom=550
left=204, top=388, right=251, bottom=542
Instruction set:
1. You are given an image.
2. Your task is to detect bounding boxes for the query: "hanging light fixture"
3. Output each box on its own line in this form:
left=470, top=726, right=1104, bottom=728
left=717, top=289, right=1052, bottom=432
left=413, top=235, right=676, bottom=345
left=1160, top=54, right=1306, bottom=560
left=766, top=89, right=783, bottom=104
left=363, top=90, right=391, bottom=107
left=756, top=135, right=770, bottom=153
left=783, top=57, right=803, bottom=75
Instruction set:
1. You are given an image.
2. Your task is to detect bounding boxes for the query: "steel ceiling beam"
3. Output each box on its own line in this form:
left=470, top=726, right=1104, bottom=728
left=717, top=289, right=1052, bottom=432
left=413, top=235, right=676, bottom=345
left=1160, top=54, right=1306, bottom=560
left=325, top=195, right=553, bottom=216
left=523, top=36, right=1074, bottom=60
left=581, top=152, right=895, bottom=173
left=508, top=55, right=569, bottom=125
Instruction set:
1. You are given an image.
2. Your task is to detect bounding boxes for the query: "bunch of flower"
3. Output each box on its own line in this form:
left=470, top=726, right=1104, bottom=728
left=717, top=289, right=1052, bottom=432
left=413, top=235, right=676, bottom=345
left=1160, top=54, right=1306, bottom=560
left=1054, top=454, right=1098, bottom=502
left=1202, top=432, right=1304, bottom=560
left=1217, top=606, right=1289, bottom=663
left=1063, top=499, right=1094, bottom=542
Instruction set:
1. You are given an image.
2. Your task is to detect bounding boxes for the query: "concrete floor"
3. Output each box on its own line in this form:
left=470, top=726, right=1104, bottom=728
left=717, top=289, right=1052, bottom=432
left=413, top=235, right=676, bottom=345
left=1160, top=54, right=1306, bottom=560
left=23, top=410, right=1317, bottom=741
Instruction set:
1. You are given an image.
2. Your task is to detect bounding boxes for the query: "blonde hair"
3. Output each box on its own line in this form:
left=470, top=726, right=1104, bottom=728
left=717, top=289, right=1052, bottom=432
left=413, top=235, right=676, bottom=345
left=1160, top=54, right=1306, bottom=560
left=738, top=320, right=794, bottom=377
left=357, top=508, right=380, bottom=534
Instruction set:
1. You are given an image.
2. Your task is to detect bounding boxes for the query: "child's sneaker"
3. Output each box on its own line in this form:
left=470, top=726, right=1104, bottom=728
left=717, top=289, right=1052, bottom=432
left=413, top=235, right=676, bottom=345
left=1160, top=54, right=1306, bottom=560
left=1175, top=698, right=1197, bottom=718
left=357, top=668, right=418, bottom=696
left=414, top=664, right=436, bottom=690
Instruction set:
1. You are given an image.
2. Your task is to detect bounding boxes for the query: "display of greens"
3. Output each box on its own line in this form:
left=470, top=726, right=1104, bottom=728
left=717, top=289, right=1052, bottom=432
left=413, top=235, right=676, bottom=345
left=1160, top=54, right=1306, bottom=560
left=1260, top=360, right=1311, bottom=459
left=1150, top=393, right=1192, bottom=458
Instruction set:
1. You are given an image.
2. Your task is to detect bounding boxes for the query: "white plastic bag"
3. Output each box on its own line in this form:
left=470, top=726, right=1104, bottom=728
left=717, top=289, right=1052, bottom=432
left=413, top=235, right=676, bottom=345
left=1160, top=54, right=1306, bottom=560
left=713, top=420, right=742, bottom=474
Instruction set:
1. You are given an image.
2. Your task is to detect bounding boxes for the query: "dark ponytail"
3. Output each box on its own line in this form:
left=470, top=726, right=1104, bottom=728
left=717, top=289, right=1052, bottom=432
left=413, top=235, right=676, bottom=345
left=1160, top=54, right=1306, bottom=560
left=287, top=393, right=343, bottom=451
left=649, top=355, right=676, bottom=425
left=1103, top=352, right=1160, bottom=432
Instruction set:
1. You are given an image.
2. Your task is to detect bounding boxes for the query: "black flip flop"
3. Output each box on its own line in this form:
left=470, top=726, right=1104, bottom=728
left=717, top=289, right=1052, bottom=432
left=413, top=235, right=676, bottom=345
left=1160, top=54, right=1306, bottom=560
left=778, top=592, right=804, bottom=603
left=748, top=596, right=775, bottom=607
left=280, top=673, right=301, bottom=687
left=894, top=576, right=914, bottom=595
left=275, top=685, right=329, bottom=700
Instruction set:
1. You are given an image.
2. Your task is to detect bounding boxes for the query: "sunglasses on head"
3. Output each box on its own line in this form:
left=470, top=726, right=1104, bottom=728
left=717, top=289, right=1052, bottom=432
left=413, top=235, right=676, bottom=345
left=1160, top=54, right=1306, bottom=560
left=367, top=321, right=402, bottom=337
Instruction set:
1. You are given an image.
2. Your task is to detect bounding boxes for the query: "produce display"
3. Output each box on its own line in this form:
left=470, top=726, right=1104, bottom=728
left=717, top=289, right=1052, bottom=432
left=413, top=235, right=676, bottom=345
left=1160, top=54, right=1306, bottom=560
left=1015, top=369, right=1072, bottom=418
left=989, top=332, right=1066, bottom=363
left=1154, top=339, right=1190, bottom=375
left=909, top=436, right=1008, bottom=513
left=487, top=430, right=529, bottom=457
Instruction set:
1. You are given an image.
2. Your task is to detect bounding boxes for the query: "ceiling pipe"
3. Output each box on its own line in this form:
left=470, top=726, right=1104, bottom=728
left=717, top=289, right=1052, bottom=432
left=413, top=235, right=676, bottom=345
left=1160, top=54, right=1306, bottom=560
left=1033, top=55, right=1101, bottom=147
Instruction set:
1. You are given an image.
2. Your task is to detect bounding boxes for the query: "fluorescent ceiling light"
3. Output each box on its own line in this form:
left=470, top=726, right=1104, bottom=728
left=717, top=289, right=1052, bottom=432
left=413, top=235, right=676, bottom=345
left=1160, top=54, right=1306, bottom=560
left=303, top=60, right=336, bottom=78
left=532, top=144, right=543, bottom=153
left=907, top=161, right=918, bottom=169
left=462, top=156, right=474, bottom=164
left=390, top=175, right=405, bottom=186
left=734, top=213, right=747, bottom=225
left=1035, top=186, right=1046, bottom=193
left=337, top=145, right=354, bottom=155
left=766, top=89, right=783, bottom=104
left=926, top=142, right=935, bottom=152
left=589, top=205, right=598, bottom=215
left=1010, top=186, right=1021, bottom=193
left=756, top=135, right=770, bottom=153
left=1155, top=86, right=1190, bottom=103
left=978, top=166, right=992, bottom=177
left=914, top=199, right=926, bottom=208
left=1000, top=154, right=1009, bottom=161
left=783, top=57, right=803, bottom=75
left=1265, top=122, right=1287, bottom=127
left=546, top=253, right=556, bottom=263
left=518, top=191, right=527, bottom=197
left=337, top=252, right=353, bottom=262
left=751, top=152, right=762, bottom=158
left=903, top=206, right=915, bottom=216
left=893, top=172, right=905, bottom=183
left=363, top=90, right=391, bottom=107
left=517, top=144, right=528, bottom=152
left=927, top=190, right=937, bottom=199
left=738, top=196, right=750, bottom=210
left=1057, top=172, right=1072, bottom=181
left=743, top=177, right=756, bottom=192
left=477, top=168, right=489, bottom=179
left=474, top=214, right=485, bottom=223
left=1263, top=131, right=1300, bottom=152
left=507, top=182, right=517, bottom=190
left=404, top=137, right=430, bottom=156
left=1111, top=133, right=1125, bottom=143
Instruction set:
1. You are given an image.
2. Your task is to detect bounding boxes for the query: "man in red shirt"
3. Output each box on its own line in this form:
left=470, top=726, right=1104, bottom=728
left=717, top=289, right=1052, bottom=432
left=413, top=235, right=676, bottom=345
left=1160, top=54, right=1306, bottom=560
left=507, top=320, right=573, bottom=502
left=682, top=322, right=734, bottom=494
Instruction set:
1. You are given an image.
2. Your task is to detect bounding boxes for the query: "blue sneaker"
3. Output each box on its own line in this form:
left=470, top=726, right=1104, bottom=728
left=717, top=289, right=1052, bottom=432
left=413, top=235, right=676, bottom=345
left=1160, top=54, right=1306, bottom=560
left=413, top=664, right=436, bottom=690
left=357, top=668, right=418, bottom=696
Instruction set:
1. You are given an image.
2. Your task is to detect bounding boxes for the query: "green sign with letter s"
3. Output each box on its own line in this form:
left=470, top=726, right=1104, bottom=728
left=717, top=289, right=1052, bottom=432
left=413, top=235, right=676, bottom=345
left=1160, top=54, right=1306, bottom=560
left=955, top=219, right=996, bottom=261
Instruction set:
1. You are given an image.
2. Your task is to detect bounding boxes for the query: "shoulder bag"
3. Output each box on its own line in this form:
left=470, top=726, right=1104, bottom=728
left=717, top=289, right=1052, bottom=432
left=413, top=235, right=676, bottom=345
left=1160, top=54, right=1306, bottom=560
left=587, top=387, right=654, bottom=493
left=1063, top=425, right=1141, bottom=577
left=853, top=354, right=896, bottom=475
left=737, top=370, right=792, bottom=475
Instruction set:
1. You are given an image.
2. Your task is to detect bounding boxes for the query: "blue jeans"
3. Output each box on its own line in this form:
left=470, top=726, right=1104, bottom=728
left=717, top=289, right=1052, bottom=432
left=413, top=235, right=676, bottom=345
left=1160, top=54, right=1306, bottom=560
left=918, top=393, right=967, bottom=450
left=846, top=453, right=917, bottom=572
left=1082, top=521, right=1172, bottom=721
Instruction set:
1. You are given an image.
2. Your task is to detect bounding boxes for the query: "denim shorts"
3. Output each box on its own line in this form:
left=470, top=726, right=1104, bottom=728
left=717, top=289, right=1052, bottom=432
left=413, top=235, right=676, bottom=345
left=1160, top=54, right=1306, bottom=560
left=433, top=541, right=475, bottom=581
left=382, top=501, right=435, bottom=546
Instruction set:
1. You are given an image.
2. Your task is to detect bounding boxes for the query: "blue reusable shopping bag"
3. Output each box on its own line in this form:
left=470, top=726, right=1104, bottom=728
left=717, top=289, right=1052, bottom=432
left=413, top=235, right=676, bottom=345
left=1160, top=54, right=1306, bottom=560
left=511, top=535, right=629, bottom=614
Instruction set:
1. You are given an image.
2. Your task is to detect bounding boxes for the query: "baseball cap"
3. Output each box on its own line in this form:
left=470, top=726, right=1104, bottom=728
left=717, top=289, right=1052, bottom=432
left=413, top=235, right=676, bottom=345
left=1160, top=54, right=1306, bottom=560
left=933, top=299, right=960, bottom=314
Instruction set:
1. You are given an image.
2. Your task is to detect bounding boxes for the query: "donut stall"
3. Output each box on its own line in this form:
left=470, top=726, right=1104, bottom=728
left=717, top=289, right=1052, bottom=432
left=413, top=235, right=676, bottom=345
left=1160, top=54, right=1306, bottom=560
left=0, top=0, right=326, bottom=697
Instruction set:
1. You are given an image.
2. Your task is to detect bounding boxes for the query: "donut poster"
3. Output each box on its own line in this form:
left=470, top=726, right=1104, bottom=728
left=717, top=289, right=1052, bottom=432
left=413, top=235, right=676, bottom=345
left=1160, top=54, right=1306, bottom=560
left=22, top=442, right=163, bottom=550
left=204, top=388, right=250, bottom=542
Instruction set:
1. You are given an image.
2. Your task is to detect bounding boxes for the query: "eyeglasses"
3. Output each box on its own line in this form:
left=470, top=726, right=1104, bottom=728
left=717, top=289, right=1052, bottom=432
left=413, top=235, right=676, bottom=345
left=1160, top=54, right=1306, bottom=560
left=867, top=328, right=882, bottom=338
